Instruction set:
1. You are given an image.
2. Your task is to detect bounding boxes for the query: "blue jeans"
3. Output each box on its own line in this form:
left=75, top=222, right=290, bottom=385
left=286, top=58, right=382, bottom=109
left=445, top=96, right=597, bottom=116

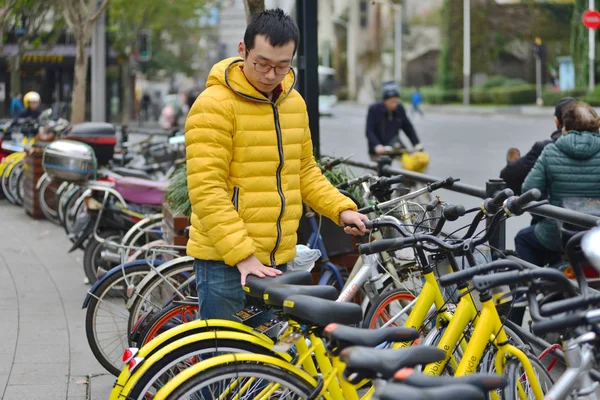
left=515, top=225, right=562, bottom=267
left=194, top=259, right=287, bottom=323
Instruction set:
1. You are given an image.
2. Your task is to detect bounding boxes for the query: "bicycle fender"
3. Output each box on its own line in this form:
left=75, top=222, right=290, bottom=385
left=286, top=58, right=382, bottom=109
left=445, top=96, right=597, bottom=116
left=152, top=352, right=318, bottom=400
left=124, top=256, right=194, bottom=309
left=117, top=332, right=294, bottom=400
left=82, top=259, right=164, bottom=308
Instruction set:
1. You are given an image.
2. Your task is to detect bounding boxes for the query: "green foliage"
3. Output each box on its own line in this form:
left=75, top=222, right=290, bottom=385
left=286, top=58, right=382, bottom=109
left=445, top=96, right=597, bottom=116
left=436, top=0, right=455, bottom=90
left=542, top=89, right=587, bottom=106
left=438, top=1, right=573, bottom=90
left=108, top=0, right=214, bottom=76
left=166, top=164, right=192, bottom=218
left=571, top=0, right=589, bottom=88
left=477, top=75, right=528, bottom=89
left=318, top=159, right=364, bottom=207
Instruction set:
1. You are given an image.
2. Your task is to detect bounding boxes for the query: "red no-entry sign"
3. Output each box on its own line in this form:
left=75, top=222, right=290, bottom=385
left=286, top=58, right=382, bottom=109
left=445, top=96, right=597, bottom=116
left=583, top=9, right=600, bottom=30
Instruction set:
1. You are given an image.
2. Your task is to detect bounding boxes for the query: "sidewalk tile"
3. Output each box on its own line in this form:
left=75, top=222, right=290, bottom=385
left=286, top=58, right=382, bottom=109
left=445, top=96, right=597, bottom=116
left=8, top=362, right=68, bottom=385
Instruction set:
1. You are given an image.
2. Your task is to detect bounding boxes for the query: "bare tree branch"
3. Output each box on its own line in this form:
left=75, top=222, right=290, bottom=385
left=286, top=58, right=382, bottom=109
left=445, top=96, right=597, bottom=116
left=89, top=0, right=109, bottom=23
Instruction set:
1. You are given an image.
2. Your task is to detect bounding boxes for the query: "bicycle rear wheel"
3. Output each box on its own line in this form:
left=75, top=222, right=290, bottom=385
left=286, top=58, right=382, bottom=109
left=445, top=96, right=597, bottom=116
left=137, top=301, right=199, bottom=346
left=157, top=358, right=317, bottom=400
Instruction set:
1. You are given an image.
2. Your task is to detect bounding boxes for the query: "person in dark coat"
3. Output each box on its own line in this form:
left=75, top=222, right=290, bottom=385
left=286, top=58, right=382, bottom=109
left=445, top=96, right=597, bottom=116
left=366, top=81, right=422, bottom=159
left=516, top=100, right=600, bottom=267
left=500, top=97, right=578, bottom=195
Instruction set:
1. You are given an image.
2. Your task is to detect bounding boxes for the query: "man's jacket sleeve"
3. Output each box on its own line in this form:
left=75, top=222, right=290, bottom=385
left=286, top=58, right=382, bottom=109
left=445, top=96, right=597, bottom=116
left=399, top=105, right=420, bottom=146
left=185, top=96, right=256, bottom=266
left=365, top=105, right=381, bottom=147
left=522, top=150, right=548, bottom=197
left=300, top=116, right=358, bottom=225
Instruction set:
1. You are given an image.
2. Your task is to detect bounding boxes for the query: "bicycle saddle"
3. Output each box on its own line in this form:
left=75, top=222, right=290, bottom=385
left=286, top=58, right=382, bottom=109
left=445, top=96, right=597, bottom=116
left=393, top=367, right=508, bottom=391
left=324, top=324, right=418, bottom=353
left=374, top=383, right=485, bottom=400
left=264, top=284, right=337, bottom=307
left=244, top=271, right=313, bottom=299
left=283, top=294, right=362, bottom=326
left=340, top=346, right=445, bottom=381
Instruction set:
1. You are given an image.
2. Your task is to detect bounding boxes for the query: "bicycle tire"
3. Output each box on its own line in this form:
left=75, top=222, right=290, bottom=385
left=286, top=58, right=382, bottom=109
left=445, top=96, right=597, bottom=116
left=137, top=301, right=199, bottom=347
left=127, top=337, right=285, bottom=399
left=126, top=260, right=195, bottom=338
left=64, top=188, right=89, bottom=239
left=2, top=159, right=20, bottom=205
left=362, top=287, right=416, bottom=329
left=37, top=176, right=62, bottom=224
left=85, top=263, right=153, bottom=376
left=158, top=358, right=316, bottom=400
left=83, top=230, right=123, bottom=285
left=503, top=355, right=554, bottom=400
left=58, top=184, right=79, bottom=226
left=9, top=160, right=25, bottom=205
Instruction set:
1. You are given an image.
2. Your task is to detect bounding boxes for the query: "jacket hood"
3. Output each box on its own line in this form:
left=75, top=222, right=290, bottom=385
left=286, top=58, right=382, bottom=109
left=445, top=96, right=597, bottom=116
left=206, top=57, right=296, bottom=104
left=555, top=130, right=600, bottom=160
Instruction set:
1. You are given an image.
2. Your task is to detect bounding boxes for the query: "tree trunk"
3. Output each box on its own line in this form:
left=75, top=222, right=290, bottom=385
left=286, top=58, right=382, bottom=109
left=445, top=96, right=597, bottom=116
left=243, top=0, right=265, bottom=23
left=120, top=56, right=131, bottom=124
left=71, top=39, right=89, bottom=123
left=9, top=38, right=22, bottom=95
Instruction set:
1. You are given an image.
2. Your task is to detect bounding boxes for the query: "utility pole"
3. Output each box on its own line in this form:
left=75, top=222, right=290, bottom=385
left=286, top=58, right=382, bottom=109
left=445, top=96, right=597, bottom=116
left=91, top=2, right=106, bottom=122
left=590, top=0, right=596, bottom=92
left=394, top=2, right=402, bottom=87
left=347, top=0, right=358, bottom=100
left=463, top=0, right=471, bottom=105
left=535, top=37, right=543, bottom=106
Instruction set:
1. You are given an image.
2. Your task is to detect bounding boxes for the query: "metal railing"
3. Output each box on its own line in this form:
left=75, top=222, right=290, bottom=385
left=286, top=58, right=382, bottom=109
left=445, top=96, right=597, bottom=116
left=326, top=155, right=600, bottom=251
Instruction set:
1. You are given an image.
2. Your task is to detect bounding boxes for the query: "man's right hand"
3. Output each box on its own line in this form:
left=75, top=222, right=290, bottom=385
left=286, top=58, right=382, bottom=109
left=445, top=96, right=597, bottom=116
left=237, top=255, right=282, bottom=286
left=375, top=145, right=386, bottom=155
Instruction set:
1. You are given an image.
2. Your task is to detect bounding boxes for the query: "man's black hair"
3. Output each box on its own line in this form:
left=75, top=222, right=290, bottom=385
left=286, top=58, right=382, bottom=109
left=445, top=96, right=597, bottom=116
left=555, top=97, right=578, bottom=127
left=244, top=8, right=300, bottom=54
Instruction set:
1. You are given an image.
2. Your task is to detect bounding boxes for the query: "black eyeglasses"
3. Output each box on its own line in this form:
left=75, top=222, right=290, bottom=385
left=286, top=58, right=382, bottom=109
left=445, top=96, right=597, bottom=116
left=246, top=50, right=292, bottom=75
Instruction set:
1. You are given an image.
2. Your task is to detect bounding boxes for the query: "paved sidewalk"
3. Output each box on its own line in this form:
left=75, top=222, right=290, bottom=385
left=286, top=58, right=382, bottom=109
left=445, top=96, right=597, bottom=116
left=0, top=201, right=113, bottom=399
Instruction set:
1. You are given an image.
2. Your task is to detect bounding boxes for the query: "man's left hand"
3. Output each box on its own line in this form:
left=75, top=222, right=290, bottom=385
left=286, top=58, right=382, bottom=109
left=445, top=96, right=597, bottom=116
left=340, top=210, right=369, bottom=236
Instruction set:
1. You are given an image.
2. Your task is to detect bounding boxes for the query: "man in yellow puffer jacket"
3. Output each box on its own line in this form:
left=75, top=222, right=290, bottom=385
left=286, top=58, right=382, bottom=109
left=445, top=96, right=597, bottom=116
left=186, top=8, right=367, bottom=320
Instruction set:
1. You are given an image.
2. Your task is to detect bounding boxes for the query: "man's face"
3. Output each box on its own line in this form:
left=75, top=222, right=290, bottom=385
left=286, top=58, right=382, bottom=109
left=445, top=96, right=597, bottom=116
left=384, top=97, right=399, bottom=111
left=17, top=93, right=22, bottom=100
left=238, top=35, right=294, bottom=94
left=29, top=101, right=39, bottom=111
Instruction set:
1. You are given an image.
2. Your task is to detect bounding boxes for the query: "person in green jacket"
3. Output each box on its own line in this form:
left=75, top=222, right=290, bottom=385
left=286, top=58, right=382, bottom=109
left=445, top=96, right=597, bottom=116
left=516, top=101, right=600, bottom=266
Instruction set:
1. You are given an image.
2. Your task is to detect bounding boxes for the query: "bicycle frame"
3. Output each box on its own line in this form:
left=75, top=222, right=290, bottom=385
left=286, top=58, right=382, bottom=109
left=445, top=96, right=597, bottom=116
left=455, top=297, right=544, bottom=400
left=422, top=285, right=478, bottom=375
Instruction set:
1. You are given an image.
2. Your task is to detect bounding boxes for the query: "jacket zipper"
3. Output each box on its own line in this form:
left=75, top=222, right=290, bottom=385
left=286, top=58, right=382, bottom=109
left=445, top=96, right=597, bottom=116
left=232, top=187, right=240, bottom=211
left=270, top=104, right=285, bottom=268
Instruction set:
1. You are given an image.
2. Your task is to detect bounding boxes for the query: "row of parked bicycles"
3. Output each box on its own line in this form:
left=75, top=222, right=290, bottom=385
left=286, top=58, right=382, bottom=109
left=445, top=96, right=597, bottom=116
left=3, top=117, right=600, bottom=399
left=49, top=151, right=594, bottom=399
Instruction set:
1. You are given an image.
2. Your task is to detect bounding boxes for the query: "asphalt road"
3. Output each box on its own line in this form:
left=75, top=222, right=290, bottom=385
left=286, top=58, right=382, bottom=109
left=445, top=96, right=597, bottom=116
left=320, top=103, right=557, bottom=249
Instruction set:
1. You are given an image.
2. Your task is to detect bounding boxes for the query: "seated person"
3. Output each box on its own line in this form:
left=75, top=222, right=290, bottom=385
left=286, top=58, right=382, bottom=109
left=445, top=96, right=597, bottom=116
left=515, top=100, right=600, bottom=266
left=500, top=97, right=578, bottom=195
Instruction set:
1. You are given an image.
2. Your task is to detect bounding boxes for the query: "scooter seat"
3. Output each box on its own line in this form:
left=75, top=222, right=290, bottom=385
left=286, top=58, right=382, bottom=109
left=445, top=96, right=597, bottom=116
left=114, top=176, right=168, bottom=206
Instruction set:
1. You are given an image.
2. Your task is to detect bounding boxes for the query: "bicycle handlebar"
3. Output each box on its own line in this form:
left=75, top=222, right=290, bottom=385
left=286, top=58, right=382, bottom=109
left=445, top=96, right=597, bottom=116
left=540, top=293, right=600, bottom=317
left=503, top=189, right=542, bottom=216
left=472, top=269, right=576, bottom=295
left=482, top=188, right=514, bottom=215
left=438, top=259, right=523, bottom=287
left=442, top=204, right=466, bottom=221
left=531, top=311, right=589, bottom=336
left=337, top=174, right=372, bottom=190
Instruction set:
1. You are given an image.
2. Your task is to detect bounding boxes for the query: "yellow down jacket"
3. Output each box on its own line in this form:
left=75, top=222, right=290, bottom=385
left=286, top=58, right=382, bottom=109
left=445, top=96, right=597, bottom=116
left=185, top=57, right=357, bottom=267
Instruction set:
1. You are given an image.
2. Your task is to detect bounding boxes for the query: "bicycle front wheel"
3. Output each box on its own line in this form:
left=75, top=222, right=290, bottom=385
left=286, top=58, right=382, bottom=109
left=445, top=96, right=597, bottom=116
left=156, top=357, right=318, bottom=400
left=362, top=287, right=415, bottom=329
left=503, top=355, right=554, bottom=400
